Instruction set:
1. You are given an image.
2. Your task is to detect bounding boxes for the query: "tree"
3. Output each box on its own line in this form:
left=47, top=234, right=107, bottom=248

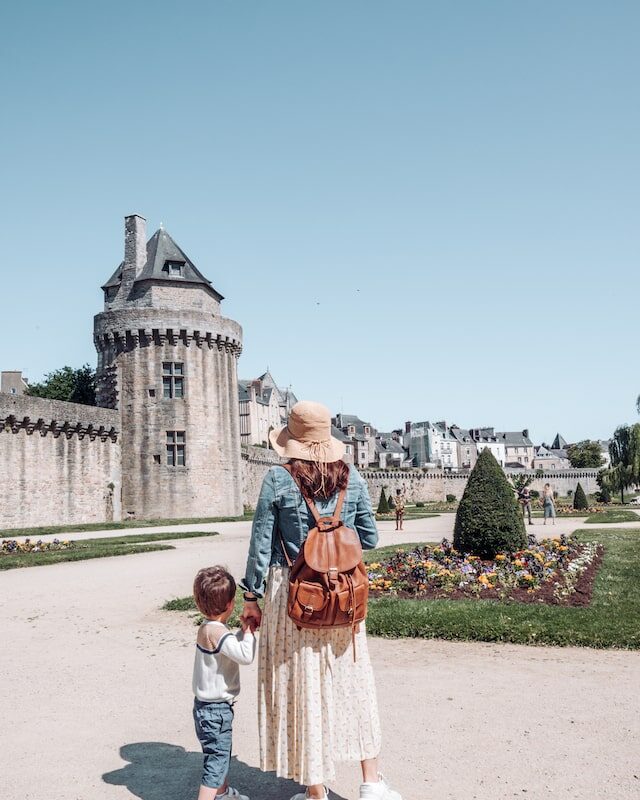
left=26, top=365, right=96, bottom=406
left=604, top=424, right=640, bottom=503
left=377, top=487, right=390, bottom=514
left=566, top=440, right=604, bottom=468
left=595, top=470, right=612, bottom=504
left=510, top=473, right=534, bottom=494
left=453, top=449, right=527, bottom=558
left=387, top=493, right=395, bottom=509
left=573, top=482, right=588, bottom=510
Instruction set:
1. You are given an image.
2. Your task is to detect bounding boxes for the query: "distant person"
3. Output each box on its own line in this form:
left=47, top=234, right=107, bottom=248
left=192, top=566, right=256, bottom=800
left=542, top=483, right=556, bottom=525
left=394, top=488, right=406, bottom=531
left=518, top=486, right=534, bottom=525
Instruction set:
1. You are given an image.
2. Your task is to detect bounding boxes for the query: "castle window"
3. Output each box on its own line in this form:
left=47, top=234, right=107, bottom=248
left=163, top=362, right=185, bottom=398
left=163, top=260, right=185, bottom=277
left=166, top=431, right=186, bottom=466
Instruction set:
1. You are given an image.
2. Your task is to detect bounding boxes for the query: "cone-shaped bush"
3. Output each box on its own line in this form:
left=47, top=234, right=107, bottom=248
left=377, top=487, right=389, bottom=514
left=573, top=482, right=588, bottom=510
left=453, top=449, right=527, bottom=558
left=387, top=493, right=395, bottom=508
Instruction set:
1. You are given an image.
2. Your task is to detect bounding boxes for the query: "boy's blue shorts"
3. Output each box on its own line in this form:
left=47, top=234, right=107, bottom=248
left=193, top=699, right=234, bottom=788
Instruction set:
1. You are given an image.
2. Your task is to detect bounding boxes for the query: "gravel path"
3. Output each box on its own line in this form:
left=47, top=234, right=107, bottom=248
left=1, top=522, right=638, bottom=800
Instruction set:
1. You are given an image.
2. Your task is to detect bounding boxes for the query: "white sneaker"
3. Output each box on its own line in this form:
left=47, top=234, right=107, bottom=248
left=359, top=773, right=402, bottom=800
left=289, top=789, right=329, bottom=800
left=218, top=788, right=249, bottom=800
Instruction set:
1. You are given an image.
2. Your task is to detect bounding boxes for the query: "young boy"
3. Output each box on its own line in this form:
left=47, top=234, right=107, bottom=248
left=192, top=566, right=256, bottom=800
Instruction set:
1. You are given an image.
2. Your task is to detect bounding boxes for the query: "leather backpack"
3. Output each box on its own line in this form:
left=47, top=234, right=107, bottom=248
left=278, top=465, right=369, bottom=655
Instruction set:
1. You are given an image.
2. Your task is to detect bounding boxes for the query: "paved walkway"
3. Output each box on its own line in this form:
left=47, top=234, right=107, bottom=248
left=11, top=508, right=640, bottom=547
left=1, top=520, right=639, bottom=800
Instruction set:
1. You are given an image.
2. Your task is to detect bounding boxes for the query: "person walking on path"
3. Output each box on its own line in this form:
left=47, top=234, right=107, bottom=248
left=240, top=400, right=402, bottom=800
left=518, top=486, right=534, bottom=525
left=394, top=488, right=406, bottom=531
left=542, top=483, right=556, bottom=525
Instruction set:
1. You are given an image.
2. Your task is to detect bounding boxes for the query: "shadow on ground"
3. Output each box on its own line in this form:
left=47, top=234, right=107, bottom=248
left=102, top=742, right=347, bottom=800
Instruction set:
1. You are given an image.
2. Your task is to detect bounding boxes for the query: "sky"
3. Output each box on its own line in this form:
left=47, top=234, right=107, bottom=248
left=1, top=0, right=638, bottom=443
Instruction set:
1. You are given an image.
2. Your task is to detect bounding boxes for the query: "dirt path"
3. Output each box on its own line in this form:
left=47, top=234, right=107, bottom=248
left=1, top=525, right=638, bottom=800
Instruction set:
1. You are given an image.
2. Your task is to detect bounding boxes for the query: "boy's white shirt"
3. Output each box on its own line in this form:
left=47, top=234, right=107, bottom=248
left=193, top=621, right=256, bottom=703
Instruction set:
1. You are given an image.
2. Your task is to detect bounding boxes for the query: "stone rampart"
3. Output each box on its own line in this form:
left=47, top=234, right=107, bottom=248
left=241, top=445, right=283, bottom=509
left=0, top=395, right=121, bottom=530
left=362, top=468, right=601, bottom=505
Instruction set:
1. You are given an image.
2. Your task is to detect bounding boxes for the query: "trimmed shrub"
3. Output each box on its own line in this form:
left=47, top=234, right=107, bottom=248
left=388, top=493, right=395, bottom=508
left=377, top=488, right=390, bottom=514
left=573, top=482, right=588, bottom=510
left=416, top=501, right=425, bottom=508
left=530, top=490, right=540, bottom=499
left=446, top=494, right=456, bottom=503
left=596, top=486, right=612, bottom=504
left=453, top=449, right=527, bottom=558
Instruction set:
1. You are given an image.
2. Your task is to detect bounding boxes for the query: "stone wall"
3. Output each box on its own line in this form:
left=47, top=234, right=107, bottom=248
left=241, top=445, right=283, bottom=509
left=362, top=468, right=601, bottom=505
left=0, top=395, right=121, bottom=530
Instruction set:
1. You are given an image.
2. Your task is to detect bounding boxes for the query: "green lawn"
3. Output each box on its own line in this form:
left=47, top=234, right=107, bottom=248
left=163, top=529, right=640, bottom=649
left=0, top=513, right=252, bottom=539
left=0, top=530, right=219, bottom=570
left=584, top=509, right=640, bottom=524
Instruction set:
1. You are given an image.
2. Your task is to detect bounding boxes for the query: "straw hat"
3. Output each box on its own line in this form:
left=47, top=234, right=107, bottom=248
left=269, top=400, right=346, bottom=463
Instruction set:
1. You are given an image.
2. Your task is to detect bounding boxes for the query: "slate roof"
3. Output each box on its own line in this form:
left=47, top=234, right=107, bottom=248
left=499, top=431, right=533, bottom=447
left=376, top=439, right=405, bottom=454
left=450, top=427, right=474, bottom=443
left=102, top=228, right=223, bottom=300
left=331, top=425, right=351, bottom=443
left=551, top=433, right=568, bottom=450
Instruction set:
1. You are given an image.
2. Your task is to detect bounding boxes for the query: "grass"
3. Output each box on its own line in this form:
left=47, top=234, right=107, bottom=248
left=163, top=529, right=640, bottom=649
left=0, top=514, right=253, bottom=539
left=584, top=509, right=640, bottom=524
left=376, top=510, right=439, bottom=521
left=0, top=531, right=218, bottom=570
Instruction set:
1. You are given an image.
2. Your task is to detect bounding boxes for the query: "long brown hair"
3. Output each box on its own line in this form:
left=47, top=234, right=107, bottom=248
left=288, top=458, right=350, bottom=500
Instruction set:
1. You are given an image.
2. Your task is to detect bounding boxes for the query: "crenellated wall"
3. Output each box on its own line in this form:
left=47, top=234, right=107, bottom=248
left=0, top=395, right=121, bottom=530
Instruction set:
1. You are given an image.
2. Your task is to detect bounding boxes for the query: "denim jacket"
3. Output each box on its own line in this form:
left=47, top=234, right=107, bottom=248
left=241, top=464, right=378, bottom=598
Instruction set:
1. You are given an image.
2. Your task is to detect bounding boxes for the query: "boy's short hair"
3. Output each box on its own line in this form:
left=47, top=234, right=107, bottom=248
left=193, top=566, right=236, bottom=618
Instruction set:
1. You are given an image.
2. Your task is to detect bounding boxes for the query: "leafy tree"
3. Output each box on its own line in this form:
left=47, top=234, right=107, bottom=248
left=510, top=473, right=534, bottom=494
left=26, top=365, right=96, bottom=406
left=566, top=440, right=604, bottom=468
left=573, top=482, right=588, bottom=510
left=603, top=424, right=640, bottom=503
left=453, top=449, right=527, bottom=558
left=596, top=470, right=612, bottom=504
left=377, top=487, right=389, bottom=514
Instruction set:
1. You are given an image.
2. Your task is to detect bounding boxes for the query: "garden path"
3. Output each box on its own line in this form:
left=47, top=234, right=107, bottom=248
left=1, top=522, right=639, bottom=800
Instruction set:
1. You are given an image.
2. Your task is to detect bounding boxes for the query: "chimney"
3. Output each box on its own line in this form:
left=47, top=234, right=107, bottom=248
left=124, top=214, right=147, bottom=277
left=405, top=421, right=412, bottom=433
left=523, top=429, right=529, bottom=439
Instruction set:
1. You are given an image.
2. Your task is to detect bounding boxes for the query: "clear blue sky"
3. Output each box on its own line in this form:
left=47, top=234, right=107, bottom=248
left=1, top=1, right=638, bottom=443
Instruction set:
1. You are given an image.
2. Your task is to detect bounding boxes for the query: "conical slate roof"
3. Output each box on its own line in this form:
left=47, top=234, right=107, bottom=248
left=551, top=433, right=567, bottom=450
left=101, top=228, right=223, bottom=300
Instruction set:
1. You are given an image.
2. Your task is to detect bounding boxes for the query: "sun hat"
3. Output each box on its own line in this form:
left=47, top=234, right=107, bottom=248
left=269, top=400, right=346, bottom=463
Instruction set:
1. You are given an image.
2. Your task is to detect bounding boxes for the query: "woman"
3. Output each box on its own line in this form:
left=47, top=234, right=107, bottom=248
left=394, top=488, right=406, bottom=531
left=241, top=400, right=402, bottom=800
left=542, top=483, right=556, bottom=525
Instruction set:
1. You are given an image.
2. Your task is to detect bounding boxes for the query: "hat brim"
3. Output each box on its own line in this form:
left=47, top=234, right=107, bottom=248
left=269, top=425, right=346, bottom=463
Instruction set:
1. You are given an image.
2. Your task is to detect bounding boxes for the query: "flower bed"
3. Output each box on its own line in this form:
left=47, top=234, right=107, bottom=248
left=368, top=534, right=603, bottom=606
left=1, top=537, right=74, bottom=555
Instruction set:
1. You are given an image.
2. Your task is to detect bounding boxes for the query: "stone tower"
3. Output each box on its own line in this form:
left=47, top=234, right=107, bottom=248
left=94, top=214, right=243, bottom=519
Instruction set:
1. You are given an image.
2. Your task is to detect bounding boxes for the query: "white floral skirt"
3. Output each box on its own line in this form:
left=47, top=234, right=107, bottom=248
left=258, top=566, right=382, bottom=786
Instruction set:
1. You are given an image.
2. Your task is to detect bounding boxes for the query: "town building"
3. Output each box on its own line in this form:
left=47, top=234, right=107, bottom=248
left=333, top=413, right=376, bottom=469
left=501, top=430, right=534, bottom=468
left=0, top=371, right=28, bottom=396
left=533, top=444, right=571, bottom=471
left=470, top=427, right=506, bottom=466
left=238, top=370, right=297, bottom=447
left=449, top=426, right=478, bottom=470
